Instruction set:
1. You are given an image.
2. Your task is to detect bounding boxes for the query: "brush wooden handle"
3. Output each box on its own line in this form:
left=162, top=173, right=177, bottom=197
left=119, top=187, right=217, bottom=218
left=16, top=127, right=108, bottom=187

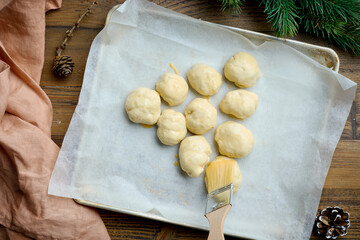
left=205, top=204, right=231, bottom=240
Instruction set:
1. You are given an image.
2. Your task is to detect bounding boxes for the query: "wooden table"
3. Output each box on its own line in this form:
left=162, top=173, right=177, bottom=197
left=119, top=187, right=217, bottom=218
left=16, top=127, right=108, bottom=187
left=43, top=1, right=360, bottom=239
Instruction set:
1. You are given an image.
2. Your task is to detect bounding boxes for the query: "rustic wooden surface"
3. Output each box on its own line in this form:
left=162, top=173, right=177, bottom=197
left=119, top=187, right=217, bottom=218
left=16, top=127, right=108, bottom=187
left=43, top=0, right=360, bottom=239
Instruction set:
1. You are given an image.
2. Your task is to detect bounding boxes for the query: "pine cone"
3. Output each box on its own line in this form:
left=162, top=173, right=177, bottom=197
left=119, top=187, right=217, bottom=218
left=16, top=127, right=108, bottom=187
left=53, top=55, right=75, bottom=78
left=315, top=207, right=350, bottom=239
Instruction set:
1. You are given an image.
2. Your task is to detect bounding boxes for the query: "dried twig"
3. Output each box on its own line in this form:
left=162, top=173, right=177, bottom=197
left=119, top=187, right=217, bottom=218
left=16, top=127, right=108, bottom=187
left=55, top=1, right=98, bottom=57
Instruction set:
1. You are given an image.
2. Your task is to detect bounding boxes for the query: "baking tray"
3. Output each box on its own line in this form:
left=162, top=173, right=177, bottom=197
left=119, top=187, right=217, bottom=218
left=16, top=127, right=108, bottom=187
left=75, top=2, right=340, bottom=234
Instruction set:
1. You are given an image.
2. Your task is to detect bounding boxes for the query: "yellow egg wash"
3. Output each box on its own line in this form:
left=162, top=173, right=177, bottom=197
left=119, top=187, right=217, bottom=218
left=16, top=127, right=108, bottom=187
left=169, top=62, right=179, bottom=74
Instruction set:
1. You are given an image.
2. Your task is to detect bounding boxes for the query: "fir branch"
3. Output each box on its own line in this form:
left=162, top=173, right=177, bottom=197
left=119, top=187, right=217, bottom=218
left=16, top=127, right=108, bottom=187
left=218, top=0, right=245, bottom=13
left=261, top=0, right=300, bottom=38
left=298, top=0, right=360, bottom=54
left=218, top=0, right=360, bottom=54
left=298, top=0, right=360, bottom=26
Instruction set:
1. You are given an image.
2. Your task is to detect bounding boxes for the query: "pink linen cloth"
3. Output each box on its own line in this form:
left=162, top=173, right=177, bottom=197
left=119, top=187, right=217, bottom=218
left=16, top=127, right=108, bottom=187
left=0, top=0, right=110, bottom=239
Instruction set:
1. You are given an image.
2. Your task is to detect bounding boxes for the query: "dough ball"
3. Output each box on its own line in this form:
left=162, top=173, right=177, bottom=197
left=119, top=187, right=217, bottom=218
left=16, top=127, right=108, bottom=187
left=220, top=89, right=258, bottom=120
left=125, top=87, right=161, bottom=125
left=157, top=109, right=187, bottom=146
left=187, top=63, right=222, bottom=96
left=224, top=52, right=261, bottom=88
left=215, top=121, right=254, bottom=158
left=156, top=73, right=188, bottom=106
left=179, top=136, right=212, bottom=178
left=205, top=156, right=242, bottom=194
left=184, top=98, right=217, bottom=134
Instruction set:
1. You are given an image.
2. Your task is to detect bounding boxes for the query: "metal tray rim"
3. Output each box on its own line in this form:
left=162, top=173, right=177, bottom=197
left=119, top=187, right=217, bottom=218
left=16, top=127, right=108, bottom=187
left=75, top=199, right=254, bottom=239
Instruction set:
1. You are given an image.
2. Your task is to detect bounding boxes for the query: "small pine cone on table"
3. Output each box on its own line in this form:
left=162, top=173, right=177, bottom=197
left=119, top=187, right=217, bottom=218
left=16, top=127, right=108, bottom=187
left=315, top=206, right=350, bottom=239
left=53, top=55, right=75, bottom=78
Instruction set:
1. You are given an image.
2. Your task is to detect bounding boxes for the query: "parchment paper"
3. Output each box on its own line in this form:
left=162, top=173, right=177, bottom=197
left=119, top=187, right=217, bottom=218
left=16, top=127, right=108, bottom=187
left=48, top=0, right=357, bottom=239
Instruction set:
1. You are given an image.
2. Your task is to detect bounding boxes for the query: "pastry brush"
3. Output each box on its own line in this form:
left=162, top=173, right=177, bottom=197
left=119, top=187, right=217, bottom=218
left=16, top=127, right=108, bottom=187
left=204, top=158, right=237, bottom=240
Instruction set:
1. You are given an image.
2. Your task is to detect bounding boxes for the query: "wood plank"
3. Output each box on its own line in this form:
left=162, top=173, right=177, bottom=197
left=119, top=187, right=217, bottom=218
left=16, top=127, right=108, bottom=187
left=311, top=189, right=360, bottom=240
left=325, top=141, right=360, bottom=189
left=341, top=112, right=354, bottom=140
left=45, top=0, right=360, bottom=239
left=98, top=209, right=162, bottom=239
left=42, top=28, right=100, bottom=87
left=44, top=86, right=80, bottom=138
left=45, top=0, right=124, bottom=27
left=356, top=91, right=360, bottom=139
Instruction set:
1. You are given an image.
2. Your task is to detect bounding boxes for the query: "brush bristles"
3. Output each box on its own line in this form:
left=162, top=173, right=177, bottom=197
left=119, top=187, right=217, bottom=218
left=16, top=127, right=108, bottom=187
left=205, top=157, right=236, bottom=194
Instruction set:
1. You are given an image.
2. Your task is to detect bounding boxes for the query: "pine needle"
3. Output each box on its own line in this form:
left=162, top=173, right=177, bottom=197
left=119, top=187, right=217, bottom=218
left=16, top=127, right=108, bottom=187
left=218, top=0, right=245, bottom=13
left=261, top=0, right=300, bottom=38
left=217, top=0, right=360, bottom=54
left=299, top=0, right=360, bottom=54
